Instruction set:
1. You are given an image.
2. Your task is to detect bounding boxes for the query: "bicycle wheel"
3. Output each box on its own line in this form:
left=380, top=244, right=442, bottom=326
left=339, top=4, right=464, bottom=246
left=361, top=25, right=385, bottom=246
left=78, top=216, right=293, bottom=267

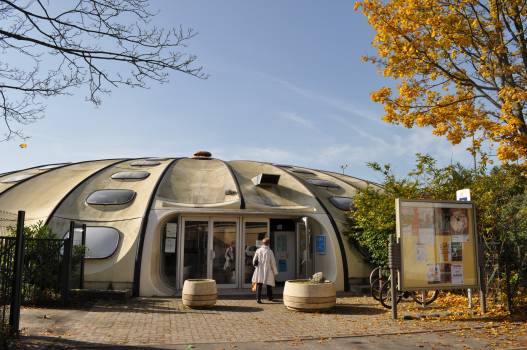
left=379, top=280, right=401, bottom=309
left=369, top=267, right=381, bottom=285
left=370, top=277, right=384, bottom=301
left=411, top=290, right=439, bottom=305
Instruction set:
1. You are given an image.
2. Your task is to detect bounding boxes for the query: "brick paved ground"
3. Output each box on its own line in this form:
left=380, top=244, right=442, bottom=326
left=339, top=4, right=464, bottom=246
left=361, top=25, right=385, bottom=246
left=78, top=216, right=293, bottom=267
left=14, top=295, right=527, bottom=349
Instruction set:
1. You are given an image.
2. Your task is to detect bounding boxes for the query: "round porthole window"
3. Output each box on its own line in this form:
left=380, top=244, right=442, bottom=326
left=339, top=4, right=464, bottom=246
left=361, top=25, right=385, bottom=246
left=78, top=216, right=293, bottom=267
left=111, top=171, right=150, bottom=180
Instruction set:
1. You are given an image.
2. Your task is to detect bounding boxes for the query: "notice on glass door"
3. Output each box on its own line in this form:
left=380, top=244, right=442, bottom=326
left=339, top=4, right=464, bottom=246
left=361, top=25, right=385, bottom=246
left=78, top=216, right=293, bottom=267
left=164, top=238, right=176, bottom=253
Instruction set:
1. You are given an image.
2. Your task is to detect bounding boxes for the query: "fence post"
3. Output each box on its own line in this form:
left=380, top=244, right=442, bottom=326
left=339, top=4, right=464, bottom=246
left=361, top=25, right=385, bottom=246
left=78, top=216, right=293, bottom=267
left=61, top=221, right=75, bottom=305
left=80, top=224, right=86, bottom=289
left=478, top=234, right=487, bottom=313
left=9, top=211, right=25, bottom=333
left=388, top=234, right=398, bottom=320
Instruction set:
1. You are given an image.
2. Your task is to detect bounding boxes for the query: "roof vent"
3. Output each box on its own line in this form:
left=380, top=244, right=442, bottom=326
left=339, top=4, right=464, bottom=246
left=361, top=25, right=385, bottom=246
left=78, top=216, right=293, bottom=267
left=252, top=173, right=280, bottom=186
left=193, top=150, right=212, bottom=158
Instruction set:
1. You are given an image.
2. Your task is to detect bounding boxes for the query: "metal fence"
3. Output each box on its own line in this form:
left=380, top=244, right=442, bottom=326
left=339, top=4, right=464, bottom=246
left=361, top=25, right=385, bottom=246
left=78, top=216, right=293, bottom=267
left=22, top=238, right=68, bottom=305
left=0, top=211, right=81, bottom=334
left=0, top=236, right=16, bottom=335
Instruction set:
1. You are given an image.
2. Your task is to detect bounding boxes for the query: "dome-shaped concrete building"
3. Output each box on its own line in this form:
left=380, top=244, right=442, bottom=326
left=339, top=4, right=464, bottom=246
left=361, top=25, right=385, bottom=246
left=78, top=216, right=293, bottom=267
left=0, top=153, right=374, bottom=296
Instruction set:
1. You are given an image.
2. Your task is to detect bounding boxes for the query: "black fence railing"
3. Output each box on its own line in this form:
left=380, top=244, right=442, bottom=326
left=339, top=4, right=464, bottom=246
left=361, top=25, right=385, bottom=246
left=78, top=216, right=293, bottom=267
left=0, top=236, right=16, bottom=335
left=22, top=238, right=67, bottom=305
left=0, top=211, right=84, bottom=336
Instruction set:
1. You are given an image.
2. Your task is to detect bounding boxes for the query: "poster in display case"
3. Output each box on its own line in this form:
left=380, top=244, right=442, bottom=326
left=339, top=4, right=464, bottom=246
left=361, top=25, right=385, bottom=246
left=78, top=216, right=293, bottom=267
left=396, top=199, right=480, bottom=291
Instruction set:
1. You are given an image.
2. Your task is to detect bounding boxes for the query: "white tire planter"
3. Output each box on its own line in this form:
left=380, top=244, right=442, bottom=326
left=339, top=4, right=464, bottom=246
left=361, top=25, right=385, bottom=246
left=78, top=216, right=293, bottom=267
left=182, top=279, right=217, bottom=308
left=283, top=280, right=336, bottom=312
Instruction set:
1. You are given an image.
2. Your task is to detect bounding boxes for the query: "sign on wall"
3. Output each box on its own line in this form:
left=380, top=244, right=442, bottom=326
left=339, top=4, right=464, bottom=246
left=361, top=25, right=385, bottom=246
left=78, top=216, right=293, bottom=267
left=166, top=223, right=178, bottom=238
left=456, top=189, right=471, bottom=201
left=164, top=238, right=176, bottom=253
left=395, top=199, right=479, bottom=290
left=315, top=235, right=326, bottom=255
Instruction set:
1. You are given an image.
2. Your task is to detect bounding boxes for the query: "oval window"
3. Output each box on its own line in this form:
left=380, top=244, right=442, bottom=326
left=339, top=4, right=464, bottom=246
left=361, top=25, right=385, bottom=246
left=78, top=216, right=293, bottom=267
left=111, top=171, right=150, bottom=180
left=66, top=227, right=120, bottom=259
left=290, top=168, right=316, bottom=175
left=38, top=163, right=68, bottom=170
left=86, top=189, right=136, bottom=205
left=306, top=178, right=341, bottom=189
left=0, top=173, right=34, bottom=183
left=329, top=196, right=353, bottom=211
left=131, top=160, right=160, bottom=167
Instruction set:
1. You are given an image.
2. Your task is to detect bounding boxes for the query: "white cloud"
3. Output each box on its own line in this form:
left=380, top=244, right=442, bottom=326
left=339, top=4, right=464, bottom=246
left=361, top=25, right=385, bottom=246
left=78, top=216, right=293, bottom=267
left=279, top=111, right=315, bottom=130
left=260, top=73, right=382, bottom=123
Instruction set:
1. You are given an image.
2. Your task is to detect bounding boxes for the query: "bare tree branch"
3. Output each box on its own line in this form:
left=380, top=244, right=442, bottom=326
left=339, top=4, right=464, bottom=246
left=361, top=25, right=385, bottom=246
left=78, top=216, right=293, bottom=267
left=0, top=0, right=206, bottom=140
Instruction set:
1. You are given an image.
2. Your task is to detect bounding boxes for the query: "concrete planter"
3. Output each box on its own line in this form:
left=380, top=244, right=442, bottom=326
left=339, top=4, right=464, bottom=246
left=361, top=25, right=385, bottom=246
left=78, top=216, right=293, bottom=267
left=283, top=279, right=336, bottom=312
left=182, top=279, right=217, bottom=308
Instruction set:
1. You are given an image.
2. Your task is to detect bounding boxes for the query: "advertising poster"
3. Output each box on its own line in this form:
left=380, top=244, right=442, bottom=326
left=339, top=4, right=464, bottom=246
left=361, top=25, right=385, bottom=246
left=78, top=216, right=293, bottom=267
left=396, top=199, right=478, bottom=290
left=400, top=207, right=416, bottom=236
left=439, top=263, right=452, bottom=283
left=438, top=242, right=451, bottom=262
left=416, top=243, right=427, bottom=262
left=451, top=264, right=464, bottom=284
left=451, top=242, right=463, bottom=261
left=427, top=264, right=440, bottom=284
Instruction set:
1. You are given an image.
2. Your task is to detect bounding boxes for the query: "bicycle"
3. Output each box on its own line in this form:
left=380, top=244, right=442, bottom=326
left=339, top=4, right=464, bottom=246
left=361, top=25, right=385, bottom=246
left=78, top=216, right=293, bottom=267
left=379, top=275, right=439, bottom=309
left=369, top=266, right=390, bottom=301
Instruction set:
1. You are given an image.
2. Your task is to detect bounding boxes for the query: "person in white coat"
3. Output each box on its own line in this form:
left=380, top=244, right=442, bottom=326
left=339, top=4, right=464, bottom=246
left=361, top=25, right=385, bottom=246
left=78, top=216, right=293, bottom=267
left=252, top=237, right=278, bottom=303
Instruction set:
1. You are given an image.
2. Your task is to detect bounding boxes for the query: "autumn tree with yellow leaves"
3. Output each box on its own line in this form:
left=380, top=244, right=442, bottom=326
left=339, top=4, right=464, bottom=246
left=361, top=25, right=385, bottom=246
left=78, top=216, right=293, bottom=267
left=356, top=0, right=527, bottom=162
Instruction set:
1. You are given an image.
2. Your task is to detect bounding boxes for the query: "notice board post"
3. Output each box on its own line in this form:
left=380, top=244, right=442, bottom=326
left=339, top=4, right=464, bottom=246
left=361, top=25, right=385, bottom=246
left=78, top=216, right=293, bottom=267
left=388, top=234, right=399, bottom=320
left=395, top=199, right=483, bottom=313
left=477, top=232, right=487, bottom=313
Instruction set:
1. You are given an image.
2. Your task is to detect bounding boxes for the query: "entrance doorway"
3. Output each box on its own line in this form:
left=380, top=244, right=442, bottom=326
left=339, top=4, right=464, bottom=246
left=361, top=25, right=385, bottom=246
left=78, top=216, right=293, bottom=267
left=177, top=216, right=306, bottom=289
left=180, top=218, right=238, bottom=288
left=273, top=231, right=296, bottom=282
left=269, top=219, right=297, bottom=283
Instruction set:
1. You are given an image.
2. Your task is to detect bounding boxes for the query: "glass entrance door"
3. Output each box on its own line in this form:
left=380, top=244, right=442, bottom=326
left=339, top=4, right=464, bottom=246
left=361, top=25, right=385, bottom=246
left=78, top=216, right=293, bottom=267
left=180, top=217, right=239, bottom=288
left=274, top=231, right=296, bottom=282
left=211, top=220, right=238, bottom=288
left=182, top=220, right=209, bottom=281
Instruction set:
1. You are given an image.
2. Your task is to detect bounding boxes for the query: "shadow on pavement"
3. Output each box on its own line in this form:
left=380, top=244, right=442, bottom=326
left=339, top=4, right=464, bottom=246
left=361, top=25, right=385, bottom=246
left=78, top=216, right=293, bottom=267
left=12, top=336, right=177, bottom=350
left=210, top=305, right=264, bottom=312
left=330, top=304, right=387, bottom=315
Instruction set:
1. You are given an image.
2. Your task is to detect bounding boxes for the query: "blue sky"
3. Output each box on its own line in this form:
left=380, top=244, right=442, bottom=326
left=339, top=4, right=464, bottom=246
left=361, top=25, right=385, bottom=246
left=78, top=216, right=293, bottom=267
left=0, top=0, right=476, bottom=181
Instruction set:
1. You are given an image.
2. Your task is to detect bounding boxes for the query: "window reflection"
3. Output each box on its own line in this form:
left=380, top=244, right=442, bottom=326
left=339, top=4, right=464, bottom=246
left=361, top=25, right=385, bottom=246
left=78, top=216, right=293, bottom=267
left=212, top=222, right=237, bottom=284
left=183, top=221, right=208, bottom=280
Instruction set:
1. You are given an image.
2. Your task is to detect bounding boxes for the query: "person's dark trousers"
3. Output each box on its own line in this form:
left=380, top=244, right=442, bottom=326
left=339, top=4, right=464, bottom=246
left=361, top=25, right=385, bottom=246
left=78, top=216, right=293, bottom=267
left=256, top=283, right=273, bottom=302
left=266, top=284, right=273, bottom=301
left=256, top=283, right=263, bottom=302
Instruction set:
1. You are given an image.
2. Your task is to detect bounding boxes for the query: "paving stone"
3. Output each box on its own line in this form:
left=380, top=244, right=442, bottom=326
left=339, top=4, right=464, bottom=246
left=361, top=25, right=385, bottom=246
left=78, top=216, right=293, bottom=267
left=15, top=295, right=527, bottom=348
